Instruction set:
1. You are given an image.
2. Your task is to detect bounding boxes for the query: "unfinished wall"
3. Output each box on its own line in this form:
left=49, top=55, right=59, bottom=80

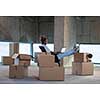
left=0, top=16, right=54, bottom=43
left=38, top=17, right=54, bottom=43
left=0, top=16, right=19, bottom=42
left=76, top=16, right=100, bottom=44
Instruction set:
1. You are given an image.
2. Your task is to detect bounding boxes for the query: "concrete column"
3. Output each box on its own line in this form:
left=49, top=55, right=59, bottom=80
left=54, top=16, right=64, bottom=52
left=54, top=16, right=76, bottom=67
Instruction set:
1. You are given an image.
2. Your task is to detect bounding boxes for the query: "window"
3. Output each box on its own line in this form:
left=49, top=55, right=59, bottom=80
left=19, top=43, right=30, bottom=55
left=0, top=42, right=9, bottom=62
left=79, top=44, right=100, bottom=64
left=0, top=42, right=54, bottom=64
left=33, top=43, right=54, bottom=53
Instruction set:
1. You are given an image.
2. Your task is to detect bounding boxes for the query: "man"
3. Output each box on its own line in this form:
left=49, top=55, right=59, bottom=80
left=39, top=35, right=79, bottom=66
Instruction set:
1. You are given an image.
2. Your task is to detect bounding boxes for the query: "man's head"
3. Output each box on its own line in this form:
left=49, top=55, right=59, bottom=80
left=40, top=35, right=48, bottom=45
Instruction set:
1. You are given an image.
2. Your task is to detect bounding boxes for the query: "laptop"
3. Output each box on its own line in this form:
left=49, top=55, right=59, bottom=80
left=61, top=48, right=66, bottom=53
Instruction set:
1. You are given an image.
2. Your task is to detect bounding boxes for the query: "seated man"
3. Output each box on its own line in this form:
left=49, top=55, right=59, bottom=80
left=39, top=35, right=79, bottom=66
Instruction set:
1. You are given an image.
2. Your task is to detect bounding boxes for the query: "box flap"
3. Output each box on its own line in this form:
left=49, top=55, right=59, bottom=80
left=12, top=53, right=19, bottom=59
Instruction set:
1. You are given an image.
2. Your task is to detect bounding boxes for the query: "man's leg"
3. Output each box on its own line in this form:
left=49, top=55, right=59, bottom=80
left=55, top=54, right=60, bottom=66
left=57, top=49, right=77, bottom=60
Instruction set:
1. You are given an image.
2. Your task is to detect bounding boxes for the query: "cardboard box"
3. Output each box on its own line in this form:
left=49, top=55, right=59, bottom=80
left=16, top=65, right=25, bottom=78
left=39, top=67, right=64, bottom=80
left=54, top=63, right=59, bottom=67
left=12, top=53, right=31, bottom=60
left=24, top=67, right=28, bottom=77
left=19, top=60, right=30, bottom=66
left=19, top=54, right=31, bottom=60
left=38, top=53, right=55, bottom=67
left=2, top=56, right=14, bottom=65
left=9, top=65, right=17, bottom=78
left=13, top=43, right=19, bottom=54
left=12, top=53, right=31, bottom=65
left=74, top=53, right=88, bottom=62
left=16, top=66, right=28, bottom=78
left=72, top=62, right=94, bottom=75
left=9, top=65, right=28, bottom=79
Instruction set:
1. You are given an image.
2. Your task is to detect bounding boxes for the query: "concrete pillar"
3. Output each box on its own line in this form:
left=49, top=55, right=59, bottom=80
left=54, top=16, right=64, bottom=52
left=54, top=16, right=76, bottom=67
left=9, top=43, right=19, bottom=56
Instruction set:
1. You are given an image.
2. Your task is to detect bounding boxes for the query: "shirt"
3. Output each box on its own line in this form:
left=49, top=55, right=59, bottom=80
left=41, top=44, right=51, bottom=53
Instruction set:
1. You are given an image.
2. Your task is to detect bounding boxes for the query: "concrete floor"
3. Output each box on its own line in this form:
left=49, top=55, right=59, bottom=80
left=0, top=65, right=100, bottom=84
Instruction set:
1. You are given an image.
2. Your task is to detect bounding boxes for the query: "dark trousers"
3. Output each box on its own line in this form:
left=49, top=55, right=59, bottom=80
left=51, top=53, right=60, bottom=66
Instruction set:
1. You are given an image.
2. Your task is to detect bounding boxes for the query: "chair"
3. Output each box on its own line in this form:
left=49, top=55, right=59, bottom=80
left=39, top=46, right=60, bottom=66
left=39, top=46, right=47, bottom=52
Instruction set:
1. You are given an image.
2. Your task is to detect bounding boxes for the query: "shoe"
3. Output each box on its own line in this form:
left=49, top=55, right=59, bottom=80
left=73, top=46, right=79, bottom=53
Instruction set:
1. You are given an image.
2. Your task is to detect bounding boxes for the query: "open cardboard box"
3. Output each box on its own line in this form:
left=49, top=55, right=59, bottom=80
left=12, top=53, right=31, bottom=60
left=74, top=53, right=90, bottom=62
left=2, top=53, right=31, bottom=65
left=12, top=53, right=31, bottom=65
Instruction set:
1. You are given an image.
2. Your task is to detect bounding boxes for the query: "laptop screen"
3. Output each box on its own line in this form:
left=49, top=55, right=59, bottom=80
left=61, top=48, right=66, bottom=53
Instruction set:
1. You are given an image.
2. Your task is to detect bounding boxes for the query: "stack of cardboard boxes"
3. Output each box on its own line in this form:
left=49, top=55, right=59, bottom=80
left=2, top=43, right=32, bottom=79
left=9, top=54, right=31, bottom=78
left=38, top=53, right=64, bottom=80
left=72, top=53, right=94, bottom=75
left=9, top=64, right=28, bottom=78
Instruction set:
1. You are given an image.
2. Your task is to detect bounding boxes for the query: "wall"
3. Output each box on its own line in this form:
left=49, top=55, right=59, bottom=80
left=0, top=16, right=54, bottom=43
left=76, top=16, right=100, bottom=43
left=0, top=16, right=19, bottom=42
left=1, top=16, right=100, bottom=44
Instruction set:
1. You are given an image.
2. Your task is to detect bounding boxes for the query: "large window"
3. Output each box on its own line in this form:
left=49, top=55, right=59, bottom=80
left=19, top=43, right=54, bottom=64
left=80, top=44, right=100, bottom=64
left=33, top=43, right=54, bottom=53
left=19, top=43, right=30, bottom=55
left=0, top=42, right=54, bottom=64
left=0, top=42, right=9, bottom=62
left=1, top=42, right=99, bottom=64
left=33, top=43, right=54, bottom=61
